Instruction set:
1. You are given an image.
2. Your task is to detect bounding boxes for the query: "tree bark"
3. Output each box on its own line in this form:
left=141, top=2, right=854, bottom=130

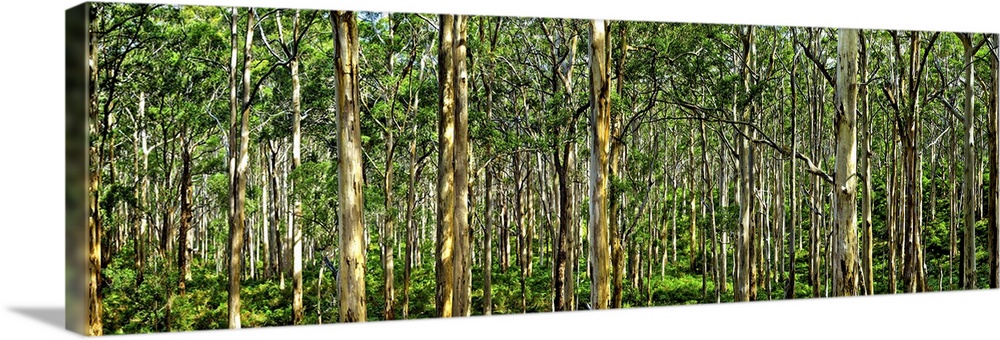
left=289, top=10, right=305, bottom=325
left=858, top=31, right=874, bottom=296
left=689, top=131, right=699, bottom=273
left=552, top=27, right=580, bottom=312
left=403, top=137, right=418, bottom=319
left=989, top=33, right=1000, bottom=289
left=832, top=28, right=860, bottom=296
left=452, top=14, right=472, bottom=317
left=332, top=10, right=366, bottom=323
left=736, top=25, right=756, bottom=302
left=226, top=7, right=254, bottom=329
left=958, top=33, right=977, bottom=290
left=699, top=119, right=720, bottom=302
left=87, top=4, right=103, bottom=334
left=435, top=13, right=456, bottom=318
left=588, top=19, right=612, bottom=310
left=484, top=164, right=494, bottom=315
left=178, top=131, right=193, bottom=294
left=785, top=42, right=799, bottom=299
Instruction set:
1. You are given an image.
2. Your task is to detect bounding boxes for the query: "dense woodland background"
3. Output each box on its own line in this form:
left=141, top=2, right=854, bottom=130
left=83, top=3, right=999, bottom=335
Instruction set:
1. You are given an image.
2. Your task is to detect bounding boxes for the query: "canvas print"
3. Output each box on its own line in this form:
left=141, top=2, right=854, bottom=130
left=66, top=1, right=1000, bottom=336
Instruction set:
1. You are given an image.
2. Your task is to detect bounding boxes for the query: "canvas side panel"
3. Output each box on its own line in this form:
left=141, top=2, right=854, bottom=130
left=65, top=2, right=88, bottom=335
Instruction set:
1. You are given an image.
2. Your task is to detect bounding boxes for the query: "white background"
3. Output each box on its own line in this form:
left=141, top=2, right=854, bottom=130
left=2, top=0, right=999, bottom=338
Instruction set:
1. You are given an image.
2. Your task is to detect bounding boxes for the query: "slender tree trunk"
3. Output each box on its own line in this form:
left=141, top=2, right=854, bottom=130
left=571, top=142, right=582, bottom=310
left=989, top=33, right=1000, bottom=289
left=501, top=185, right=510, bottom=271
left=435, top=13, right=456, bottom=318
left=87, top=5, right=103, bottom=334
left=226, top=7, right=254, bottom=329
left=403, top=138, right=418, bottom=319
left=700, top=119, right=720, bottom=302
left=332, top=10, right=366, bottom=323
left=736, top=25, right=756, bottom=302
left=178, top=132, right=193, bottom=294
left=609, top=22, right=628, bottom=309
left=785, top=44, right=799, bottom=299
left=402, top=51, right=429, bottom=319
left=484, top=164, right=494, bottom=315
left=289, top=10, right=305, bottom=324
left=671, top=158, right=679, bottom=264
left=689, top=132, right=699, bottom=273
left=516, top=153, right=528, bottom=312
left=958, top=33, right=977, bottom=290
left=859, top=31, right=874, bottom=296
left=554, top=141, right=576, bottom=311
left=832, top=28, right=860, bottom=296
left=259, top=147, right=270, bottom=280
left=452, top=14, right=472, bottom=317
left=588, top=19, right=612, bottom=310
left=890, top=134, right=900, bottom=294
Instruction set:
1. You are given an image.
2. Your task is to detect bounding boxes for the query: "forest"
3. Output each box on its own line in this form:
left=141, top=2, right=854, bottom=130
left=82, top=3, right=1000, bottom=335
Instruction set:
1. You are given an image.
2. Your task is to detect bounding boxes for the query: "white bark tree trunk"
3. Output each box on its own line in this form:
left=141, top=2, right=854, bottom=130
left=833, top=28, right=860, bottom=296
left=332, top=10, right=366, bottom=323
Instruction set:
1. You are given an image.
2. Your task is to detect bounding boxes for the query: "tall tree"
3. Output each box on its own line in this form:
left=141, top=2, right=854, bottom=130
left=178, top=127, right=193, bottom=294
left=87, top=4, right=103, bottom=335
left=547, top=19, right=582, bottom=312
left=784, top=36, right=800, bottom=300
left=735, top=25, right=756, bottom=302
left=989, top=33, right=1000, bottom=289
left=435, top=13, right=457, bottom=318
left=588, top=18, right=612, bottom=310
left=289, top=10, right=305, bottom=325
left=957, top=32, right=978, bottom=289
left=883, top=30, right=937, bottom=293
left=452, top=14, right=472, bottom=317
left=832, top=28, right=860, bottom=296
left=332, top=10, right=366, bottom=323
left=858, top=31, right=874, bottom=296
left=226, top=7, right=256, bottom=329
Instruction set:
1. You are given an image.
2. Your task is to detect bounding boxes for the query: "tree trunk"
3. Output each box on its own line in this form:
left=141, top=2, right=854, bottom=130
left=958, top=33, right=977, bottom=290
left=501, top=185, right=510, bottom=271
left=516, top=154, right=528, bottom=312
left=290, top=10, right=304, bottom=324
left=178, top=132, right=193, bottom=294
left=671, top=158, right=679, bottom=264
left=808, top=28, right=823, bottom=299
left=609, top=22, right=627, bottom=309
left=484, top=165, right=494, bottom=315
left=554, top=140, right=575, bottom=312
left=689, top=132, right=699, bottom=273
left=832, top=28, right=860, bottom=296
left=989, top=33, right=1000, bottom=289
left=700, top=119, right=720, bottom=302
left=785, top=44, right=799, bottom=299
left=260, top=147, right=271, bottom=280
left=736, top=25, right=756, bottom=302
left=588, top=19, right=612, bottom=310
left=551, top=28, right=580, bottom=312
left=87, top=4, right=103, bottom=334
left=901, top=31, right=933, bottom=293
left=226, top=7, right=254, bottom=329
left=450, top=15, right=472, bottom=317
left=435, top=13, right=456, bottom=318
left=403, top=138, right=419, bottom=319
left=332, top=10, right=366, bottom=323
left=858, top=31, right=874, bottom=296
left=890, top=133, right=900, bottom=294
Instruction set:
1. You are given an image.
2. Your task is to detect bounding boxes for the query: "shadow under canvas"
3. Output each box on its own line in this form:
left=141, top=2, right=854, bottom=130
left=10, top=307, right=66, bottom=331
